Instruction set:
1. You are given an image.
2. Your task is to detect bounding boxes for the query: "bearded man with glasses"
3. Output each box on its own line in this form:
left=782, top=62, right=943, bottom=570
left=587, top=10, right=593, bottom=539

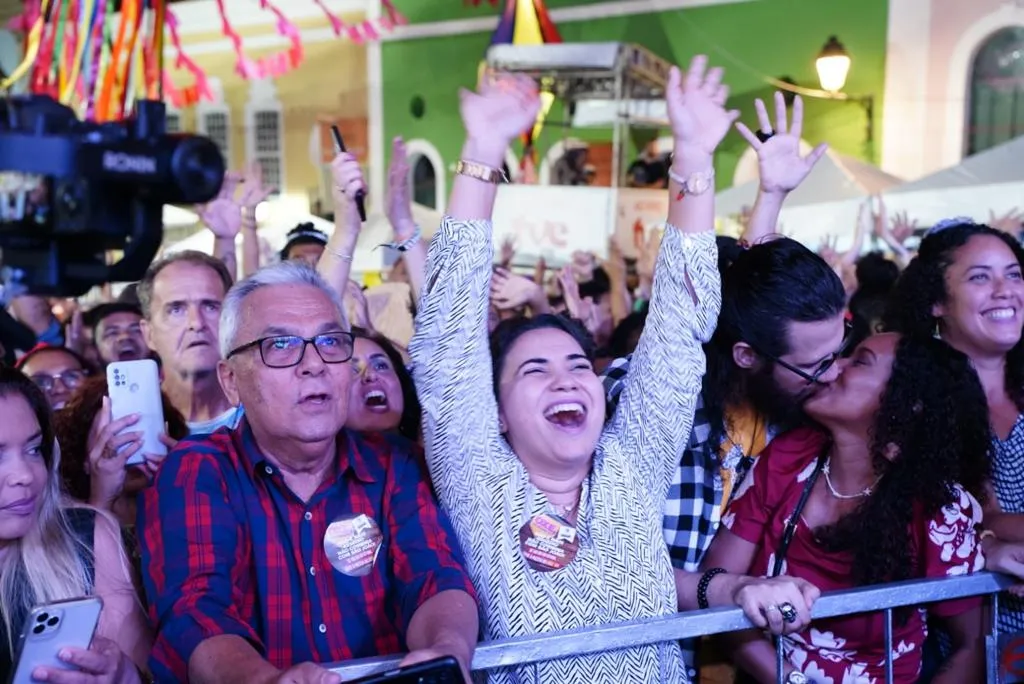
left=139, top=261, right=478, bottom=684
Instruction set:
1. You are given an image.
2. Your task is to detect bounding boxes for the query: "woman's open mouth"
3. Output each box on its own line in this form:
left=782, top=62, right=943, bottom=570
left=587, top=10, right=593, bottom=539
left=543, top=402, right=587, bottom=430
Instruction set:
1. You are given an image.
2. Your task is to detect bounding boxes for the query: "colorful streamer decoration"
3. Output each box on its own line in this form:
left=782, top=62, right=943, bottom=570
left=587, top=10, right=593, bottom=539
left=486, top=0, right=562, bottom=169
left=4, top=0, right=405, bottom=122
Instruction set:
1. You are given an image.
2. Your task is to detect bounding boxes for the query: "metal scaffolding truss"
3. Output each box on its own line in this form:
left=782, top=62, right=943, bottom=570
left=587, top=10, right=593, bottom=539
left=485, top=42, right=673, bottom=188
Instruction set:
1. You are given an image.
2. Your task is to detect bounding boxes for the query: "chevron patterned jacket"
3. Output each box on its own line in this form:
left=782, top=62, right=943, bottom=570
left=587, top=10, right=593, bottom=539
left=410, top=217, right=721, bottom=683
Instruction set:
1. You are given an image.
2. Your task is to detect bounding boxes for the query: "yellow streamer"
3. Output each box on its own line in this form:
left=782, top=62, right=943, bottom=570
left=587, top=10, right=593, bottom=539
left=2, top=0, right=56, bottom=90
left=61, top=0, right=99, bottom=104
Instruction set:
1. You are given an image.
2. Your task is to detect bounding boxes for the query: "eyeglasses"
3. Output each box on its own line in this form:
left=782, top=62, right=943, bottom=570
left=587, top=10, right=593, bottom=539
left=226, top=332, right=355, bottom=369
left=30, top=369, right=87, bottom=392
left=754, top=321, right=854, bottom=386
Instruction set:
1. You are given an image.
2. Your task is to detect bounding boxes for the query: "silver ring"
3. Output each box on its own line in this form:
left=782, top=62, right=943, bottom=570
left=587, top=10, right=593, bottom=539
left=779, top=602, right=798, bottom=623
left=765, top=604, right=779, bottom=613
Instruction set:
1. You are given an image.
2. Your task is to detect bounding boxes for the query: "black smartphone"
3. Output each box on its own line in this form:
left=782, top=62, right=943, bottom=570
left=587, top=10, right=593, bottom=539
left=345, top=656, right=464, bottom=684
left=330, top=125, right=367, bottom=222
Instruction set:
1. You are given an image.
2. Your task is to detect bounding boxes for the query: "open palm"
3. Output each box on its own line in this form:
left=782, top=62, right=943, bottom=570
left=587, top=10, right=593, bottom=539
left=460, top=72, right=541, bottom=144
left=735, top=92, right=828, bottom=195
left=665, top=55, right=739, bottom=154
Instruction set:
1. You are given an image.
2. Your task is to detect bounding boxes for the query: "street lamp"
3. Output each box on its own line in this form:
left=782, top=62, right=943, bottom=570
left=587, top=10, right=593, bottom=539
left=816, top=36, right=852, bottom=93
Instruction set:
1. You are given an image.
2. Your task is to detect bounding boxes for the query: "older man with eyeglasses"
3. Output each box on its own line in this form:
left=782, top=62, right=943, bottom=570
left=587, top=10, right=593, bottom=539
left=138, top=261, right=478, bottom=684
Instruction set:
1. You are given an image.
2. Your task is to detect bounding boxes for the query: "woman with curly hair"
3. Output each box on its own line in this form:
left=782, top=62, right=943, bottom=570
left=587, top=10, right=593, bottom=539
left=53, top=375, right=187, bottom=528
left=700, top=334, right=989, bottom=683
left=883, top=220, right=1024, bottom=635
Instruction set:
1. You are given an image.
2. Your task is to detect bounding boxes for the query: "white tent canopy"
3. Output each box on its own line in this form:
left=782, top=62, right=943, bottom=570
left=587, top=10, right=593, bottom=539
left=881, top=136, right=1024, bottom=225
left=716, top=147, right=903, bottom=249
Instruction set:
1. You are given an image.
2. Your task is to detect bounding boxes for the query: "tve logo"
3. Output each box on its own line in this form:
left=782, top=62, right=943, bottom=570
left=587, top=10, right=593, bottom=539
left=1001, top=634, right=1024, bottom=683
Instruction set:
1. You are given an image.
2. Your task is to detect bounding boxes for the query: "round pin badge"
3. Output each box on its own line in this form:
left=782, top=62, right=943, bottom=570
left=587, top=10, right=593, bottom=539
left=518, top=513, right=579, bottom=572
left=323, top=513, right=384, bottom=577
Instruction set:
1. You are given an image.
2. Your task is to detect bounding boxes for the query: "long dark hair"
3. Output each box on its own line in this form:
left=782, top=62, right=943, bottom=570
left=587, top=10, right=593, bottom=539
left=351, top=327, right=421, bottom=441
left=817, top=335, right=991, bottom=587
left=883, top=222, right=1024, bottom=410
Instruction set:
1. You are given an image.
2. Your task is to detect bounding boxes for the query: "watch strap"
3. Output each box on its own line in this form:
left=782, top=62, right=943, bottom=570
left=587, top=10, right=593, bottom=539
left=456, top=160, right=505, bottom=184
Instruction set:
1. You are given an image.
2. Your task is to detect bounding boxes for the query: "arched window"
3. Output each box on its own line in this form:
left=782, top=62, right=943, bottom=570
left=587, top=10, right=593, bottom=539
left=967, top=27, right=1024, bottom=155
left=412, top=155, right=437, bottom=209
left=403, top=139, right=446, bottom=211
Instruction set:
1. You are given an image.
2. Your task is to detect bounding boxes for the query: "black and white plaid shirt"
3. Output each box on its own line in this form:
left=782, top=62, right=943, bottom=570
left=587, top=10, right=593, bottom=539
left=602, top=353, right=778, bottom=573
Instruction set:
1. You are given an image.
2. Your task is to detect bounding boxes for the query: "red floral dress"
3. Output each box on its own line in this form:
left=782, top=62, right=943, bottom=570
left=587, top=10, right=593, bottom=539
left=722, top=428, right=985, bottom=684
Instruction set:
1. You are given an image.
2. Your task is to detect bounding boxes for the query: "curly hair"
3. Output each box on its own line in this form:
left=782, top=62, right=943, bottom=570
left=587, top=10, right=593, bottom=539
left=883, top=222, right=1024, bottom=410
left=351, top=327, right=421, bottom=442
left=817, top=335, right=992, bottom=587
left=53, top=375, right=189, bottom=502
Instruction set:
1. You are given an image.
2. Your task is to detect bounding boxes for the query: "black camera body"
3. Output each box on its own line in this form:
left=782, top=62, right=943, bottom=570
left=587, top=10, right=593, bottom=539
left=0, top=95, right=225, bottom=297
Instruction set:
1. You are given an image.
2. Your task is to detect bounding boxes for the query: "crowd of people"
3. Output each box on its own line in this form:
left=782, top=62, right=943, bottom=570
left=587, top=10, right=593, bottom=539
left=1, top=54, right=1024, bottom=684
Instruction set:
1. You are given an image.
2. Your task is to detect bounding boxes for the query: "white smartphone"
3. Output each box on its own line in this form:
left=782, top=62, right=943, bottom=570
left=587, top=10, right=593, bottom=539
left=106, top=359, right=166, bottom=466
left=9, top=596, right=103, bottom=684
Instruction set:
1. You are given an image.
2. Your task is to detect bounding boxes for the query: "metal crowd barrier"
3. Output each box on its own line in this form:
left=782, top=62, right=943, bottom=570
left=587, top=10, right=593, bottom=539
left=328, top=572, right=1018, bottom=683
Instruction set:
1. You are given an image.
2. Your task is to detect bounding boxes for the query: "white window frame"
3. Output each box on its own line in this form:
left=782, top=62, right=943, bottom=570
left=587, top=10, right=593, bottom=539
left=245, top=78, right=285, bottom=196
left=404, top=138, right=445, bottom=213
left=195, top=77, right=231, bottom=167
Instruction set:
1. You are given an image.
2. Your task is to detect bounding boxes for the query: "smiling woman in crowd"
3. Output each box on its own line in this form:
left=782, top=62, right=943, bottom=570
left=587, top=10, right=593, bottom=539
left=884, top=219, right=1024, bottom=638
left=0, top=366, right=151, bottom=683
left=409, top=58, right=738, bottom=682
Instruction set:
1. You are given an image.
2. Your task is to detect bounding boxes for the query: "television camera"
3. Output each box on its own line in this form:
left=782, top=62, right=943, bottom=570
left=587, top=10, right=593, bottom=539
left=0, top=94, right=225, bottom=298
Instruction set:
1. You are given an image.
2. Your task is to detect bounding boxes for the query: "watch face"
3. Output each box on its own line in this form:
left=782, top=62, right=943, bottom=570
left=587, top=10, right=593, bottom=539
left=689, top=175, right=710, bottom=194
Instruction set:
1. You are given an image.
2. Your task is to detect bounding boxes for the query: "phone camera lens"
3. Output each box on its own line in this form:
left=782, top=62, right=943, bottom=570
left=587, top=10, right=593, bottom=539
left=47, top=616, right=59, bottom=627
left=37, top=612, right=48, bottom=622
left=32, top=624, right=44, bottom=634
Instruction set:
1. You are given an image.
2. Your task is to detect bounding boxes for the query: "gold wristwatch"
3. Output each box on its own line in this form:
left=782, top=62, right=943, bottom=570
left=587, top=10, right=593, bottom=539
left=456, top=160, right=505, bottom=184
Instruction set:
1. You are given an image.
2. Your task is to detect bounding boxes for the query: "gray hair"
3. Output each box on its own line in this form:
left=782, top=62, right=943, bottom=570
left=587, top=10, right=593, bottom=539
left=219, top=261, right=349, bottom=359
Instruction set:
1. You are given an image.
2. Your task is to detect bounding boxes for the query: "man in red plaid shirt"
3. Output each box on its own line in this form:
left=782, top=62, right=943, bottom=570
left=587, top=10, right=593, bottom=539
left=139, top=262, right=478, bottom=684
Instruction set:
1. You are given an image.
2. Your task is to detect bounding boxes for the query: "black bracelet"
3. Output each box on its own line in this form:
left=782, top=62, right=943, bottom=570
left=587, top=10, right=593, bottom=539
left=697, top=567, right=728, bottom=610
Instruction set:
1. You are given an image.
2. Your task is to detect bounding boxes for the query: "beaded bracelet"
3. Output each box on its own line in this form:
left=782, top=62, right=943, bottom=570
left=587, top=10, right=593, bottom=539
left=697, top=567, right=728, bottom=610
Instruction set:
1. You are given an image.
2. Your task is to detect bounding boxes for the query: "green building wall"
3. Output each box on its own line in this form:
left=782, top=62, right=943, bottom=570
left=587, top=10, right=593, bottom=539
left=382, top=0, right=889, bottom=191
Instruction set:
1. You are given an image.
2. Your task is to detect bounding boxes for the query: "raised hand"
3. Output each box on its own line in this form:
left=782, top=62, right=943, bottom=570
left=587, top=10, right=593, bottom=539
left=386, top=137, right=415, bottom=234
left=86, top=397, right=143, bottom=510
left=570, top=250, right=596, bottom=283
left=199, top=171, right=243, bottom=239
left=665, top=55, right=740, bottom=154
left=331, top=152, right=367, bottom=230
left=636, top=230, right=661, bottom=284
left=460, top=72, right=541, bottom=146
left=989, top=207, right=1024, bottom=236
left=499, top=235, right=517, bottom=268
left=818, top=234, right=841, bottom=268
left=490, top=268, right=542, bottom=311
left=890, top=210, right=918, bottom=246
left=345, top=280, right=372, bottom=329
left=602, top=238, right=628, bottom=285
left=238, top=160, right=275, bottom=210
left=735, top=92, right=828, bottom=196
left=559, top=266, right=599, bottom=337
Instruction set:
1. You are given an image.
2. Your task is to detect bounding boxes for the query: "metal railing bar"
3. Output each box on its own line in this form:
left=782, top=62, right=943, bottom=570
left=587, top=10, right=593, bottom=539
left=327, top=572, right=1016, bottom=678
